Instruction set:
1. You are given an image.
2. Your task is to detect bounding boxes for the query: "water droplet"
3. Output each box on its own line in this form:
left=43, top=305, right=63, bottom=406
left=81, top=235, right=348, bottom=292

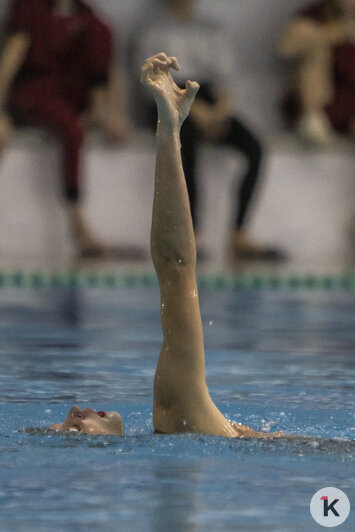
left=209, top=321, right=214, bottom=326
left=177, top=259, right=182, bottom=264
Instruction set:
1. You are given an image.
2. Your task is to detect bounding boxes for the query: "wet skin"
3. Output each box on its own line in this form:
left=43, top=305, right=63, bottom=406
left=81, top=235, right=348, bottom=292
left=49, top=54, right=291, bottom=440
left=49, top=406, right=125, bottom=435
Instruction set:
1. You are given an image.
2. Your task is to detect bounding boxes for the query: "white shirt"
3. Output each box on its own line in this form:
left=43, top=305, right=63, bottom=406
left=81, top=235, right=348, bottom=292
left=133, top=9, right=235, bottom=90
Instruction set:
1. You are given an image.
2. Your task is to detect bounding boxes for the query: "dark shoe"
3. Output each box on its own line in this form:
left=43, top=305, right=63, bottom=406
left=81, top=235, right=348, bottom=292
left=79, top=243, right=146, bottom=261
left=234, top=246, right=288, bottom=262
left=79, top=243, right=108, bottom=259
left=104, top=245, right=147, bottom=260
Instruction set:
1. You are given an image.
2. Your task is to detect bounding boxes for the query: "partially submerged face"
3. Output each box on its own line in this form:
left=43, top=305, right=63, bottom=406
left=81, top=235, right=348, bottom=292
left=50, top=406, right=124, bottom=435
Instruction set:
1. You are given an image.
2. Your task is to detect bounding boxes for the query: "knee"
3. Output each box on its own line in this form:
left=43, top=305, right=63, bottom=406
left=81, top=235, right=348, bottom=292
left=302, top=20, right=329, bottom=48
left=279, top=19, right=328, bottom=59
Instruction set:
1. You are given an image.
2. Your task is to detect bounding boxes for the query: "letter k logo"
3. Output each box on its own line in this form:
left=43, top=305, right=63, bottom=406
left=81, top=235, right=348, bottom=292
left=311, top=487, right=350, bottom=527
left=321, top=496, right=340, bottom=517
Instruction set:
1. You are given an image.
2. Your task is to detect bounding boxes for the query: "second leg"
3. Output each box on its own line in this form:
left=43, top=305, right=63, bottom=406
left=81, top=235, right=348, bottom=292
left=220, top=117, right=286, bottom=261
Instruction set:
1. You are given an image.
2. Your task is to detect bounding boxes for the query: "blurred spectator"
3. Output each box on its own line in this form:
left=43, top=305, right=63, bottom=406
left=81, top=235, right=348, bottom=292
left=279, top=0, right=355, bottom=144
left=0, top=0, right=131, bottom=257
left=131, top=0, right=285, bottom=261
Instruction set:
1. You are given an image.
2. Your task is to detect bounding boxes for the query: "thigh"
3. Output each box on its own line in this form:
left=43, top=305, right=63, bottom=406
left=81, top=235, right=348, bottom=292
left=10, top=83, right=82, bottom=138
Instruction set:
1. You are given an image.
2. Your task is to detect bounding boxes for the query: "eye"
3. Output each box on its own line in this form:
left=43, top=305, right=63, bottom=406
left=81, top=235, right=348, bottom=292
left=75, top=412, right=84, bottom=419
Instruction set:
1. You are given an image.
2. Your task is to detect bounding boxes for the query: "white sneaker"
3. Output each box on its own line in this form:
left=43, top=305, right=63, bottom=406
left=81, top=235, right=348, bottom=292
left=297, top=111, right=335, bottom=145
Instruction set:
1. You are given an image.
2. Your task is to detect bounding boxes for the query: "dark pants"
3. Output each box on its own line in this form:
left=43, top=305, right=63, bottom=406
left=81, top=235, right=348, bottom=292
left=180, top=115, right=263, bottom=230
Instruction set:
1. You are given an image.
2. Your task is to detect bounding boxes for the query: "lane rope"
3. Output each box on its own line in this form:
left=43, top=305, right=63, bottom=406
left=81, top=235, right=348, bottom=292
left=0, top=272, right=354, bottom=290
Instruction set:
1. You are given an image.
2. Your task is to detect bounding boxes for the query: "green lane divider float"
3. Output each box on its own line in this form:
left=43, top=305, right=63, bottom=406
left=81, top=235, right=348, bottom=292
left=0, top=272, right=355, bottom=290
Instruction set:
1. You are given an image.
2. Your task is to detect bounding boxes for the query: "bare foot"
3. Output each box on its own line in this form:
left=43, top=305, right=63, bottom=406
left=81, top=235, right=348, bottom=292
left=77, top=236, right=107, bottom=258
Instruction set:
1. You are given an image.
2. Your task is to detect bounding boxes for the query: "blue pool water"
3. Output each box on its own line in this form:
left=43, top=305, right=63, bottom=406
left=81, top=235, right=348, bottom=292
left=0, top=287, right=354, bottom=531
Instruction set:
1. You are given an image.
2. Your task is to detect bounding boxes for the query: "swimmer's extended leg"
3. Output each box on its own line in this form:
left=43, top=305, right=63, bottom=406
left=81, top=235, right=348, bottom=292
left=142, top=54, right=295, bottom=440
left=142, top=53, right=238, bottom=437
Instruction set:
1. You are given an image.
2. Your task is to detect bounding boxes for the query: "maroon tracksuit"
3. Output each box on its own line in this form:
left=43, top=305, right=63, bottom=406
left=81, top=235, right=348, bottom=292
left=6, top=0, right=114, bottom=200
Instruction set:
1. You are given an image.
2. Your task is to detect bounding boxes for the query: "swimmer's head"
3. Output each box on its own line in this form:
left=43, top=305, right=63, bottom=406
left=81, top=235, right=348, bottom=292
left=49, top=406, right=124, bottom=435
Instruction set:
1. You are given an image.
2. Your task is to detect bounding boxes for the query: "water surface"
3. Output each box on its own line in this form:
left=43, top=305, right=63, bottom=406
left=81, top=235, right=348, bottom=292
left=0, top=288, right=354, bottom=531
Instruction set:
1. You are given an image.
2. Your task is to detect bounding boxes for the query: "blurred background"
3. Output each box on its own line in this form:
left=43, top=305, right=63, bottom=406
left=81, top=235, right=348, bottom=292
left=0, top=0, right=354, bottom=273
